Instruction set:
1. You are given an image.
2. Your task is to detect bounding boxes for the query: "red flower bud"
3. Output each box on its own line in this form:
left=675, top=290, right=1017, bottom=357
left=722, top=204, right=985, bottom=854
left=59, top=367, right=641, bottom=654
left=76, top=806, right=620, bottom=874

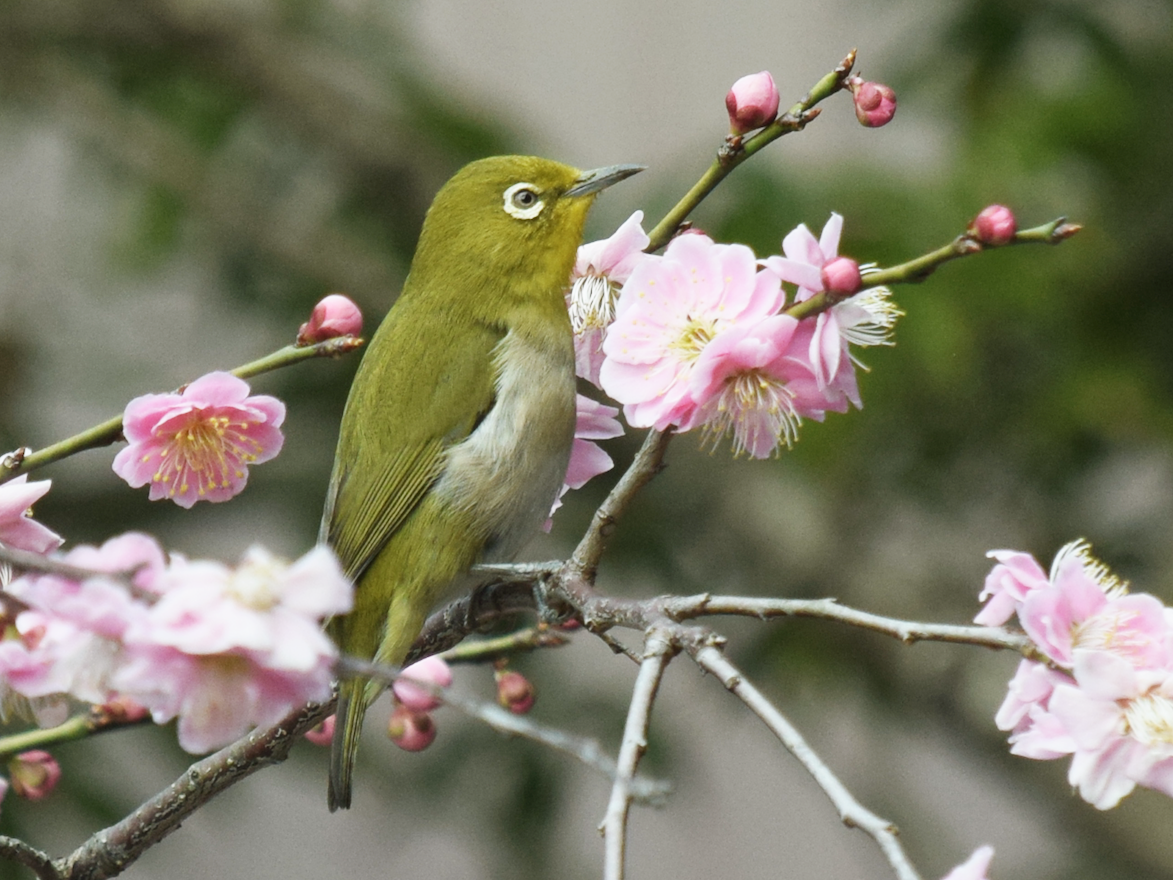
left=970, top=204, right=1017, bottom=246
left=304, top=714, right=335, bottom=747
left=495, top=669, right=536, bottom=715
left=388, top=705, right=437, bottom=752
left=9, top=750, right=61, bottom=801
left=297, top=293, right=363, bottom=345
left=848, top=77, right=897, bottom=128
left=393, top=655, right=453, bottom=712
left=820, top=257, right=862, bottom=297
left=725, top=71, right=780, bottom=135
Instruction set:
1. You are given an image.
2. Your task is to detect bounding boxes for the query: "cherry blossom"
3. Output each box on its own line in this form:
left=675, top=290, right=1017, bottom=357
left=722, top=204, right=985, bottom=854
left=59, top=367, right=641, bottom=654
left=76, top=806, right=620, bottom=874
left=0, top=476, right=63, bottom=556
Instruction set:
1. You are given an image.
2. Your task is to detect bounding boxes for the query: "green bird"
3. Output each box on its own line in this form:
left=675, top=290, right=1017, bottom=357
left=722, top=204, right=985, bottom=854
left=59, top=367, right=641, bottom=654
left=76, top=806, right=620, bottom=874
left=321, top=155, right=642, bottom=810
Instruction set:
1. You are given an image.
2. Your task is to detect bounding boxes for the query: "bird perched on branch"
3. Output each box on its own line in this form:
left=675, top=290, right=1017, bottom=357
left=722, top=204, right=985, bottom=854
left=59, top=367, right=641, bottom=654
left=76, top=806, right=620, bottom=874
left=321, top=155, right=642, bottom=810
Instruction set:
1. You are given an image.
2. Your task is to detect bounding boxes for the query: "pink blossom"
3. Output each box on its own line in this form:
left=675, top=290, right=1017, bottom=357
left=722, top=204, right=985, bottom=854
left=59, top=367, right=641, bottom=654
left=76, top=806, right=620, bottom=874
left=546, top=395, right=624, bottom=528
left=600, top=233, right=783, bottom=430
left=681, top=316, right=807, bottom=458
left=388, top=704, right=436, bottom=751
left=393, top=655, right=453, bottom=712
left=297, top=293, right=363, bottom=344
left=971, top=205, right=1017, bottom=246
left=0, top=476, right=63, bottom=556
left=112, top=371, right=285, bottom=508
left=940, top=845, right=994, bottom=880
left=8, top=750, right=60, bottom=801
left=975, top=549, right=1050, bottom=626
left=568, top=211, right=650, bottom=385
left=115, top=544, right=352, bottom=754
left=848, top=77, right=897, bottom=127
left=725, top=71, right=780, bottom=135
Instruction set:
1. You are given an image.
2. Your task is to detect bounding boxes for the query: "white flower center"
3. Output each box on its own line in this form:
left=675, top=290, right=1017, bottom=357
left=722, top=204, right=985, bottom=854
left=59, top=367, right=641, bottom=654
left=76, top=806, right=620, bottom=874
left=568, top=274, right=618, bottom=334
left=1124, top=691, right=1173, bottom=747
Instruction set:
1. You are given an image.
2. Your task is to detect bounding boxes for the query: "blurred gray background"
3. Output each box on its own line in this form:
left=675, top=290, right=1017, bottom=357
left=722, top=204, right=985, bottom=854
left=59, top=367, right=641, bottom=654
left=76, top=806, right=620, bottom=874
left=1, top=0, right=1172, bottom=877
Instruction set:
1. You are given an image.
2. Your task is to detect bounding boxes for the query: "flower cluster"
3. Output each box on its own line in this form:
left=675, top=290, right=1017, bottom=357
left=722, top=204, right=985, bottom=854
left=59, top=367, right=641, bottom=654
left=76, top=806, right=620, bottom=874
left=0, top=535, right=351, bottom=754
left=568, top=213, right=899, bottom=459
left=978, top=540, right=1173, bottom=808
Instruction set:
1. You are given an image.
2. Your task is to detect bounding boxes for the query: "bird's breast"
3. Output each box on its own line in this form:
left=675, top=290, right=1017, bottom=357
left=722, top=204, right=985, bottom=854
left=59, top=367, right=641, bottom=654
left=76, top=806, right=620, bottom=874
left=432, top=326, right=576, bottom=561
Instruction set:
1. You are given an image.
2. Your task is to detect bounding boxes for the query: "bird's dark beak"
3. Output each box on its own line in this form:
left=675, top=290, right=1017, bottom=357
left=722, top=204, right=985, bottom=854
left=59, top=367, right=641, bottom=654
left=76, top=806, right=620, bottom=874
left=565, top=164, right=645, bottom=198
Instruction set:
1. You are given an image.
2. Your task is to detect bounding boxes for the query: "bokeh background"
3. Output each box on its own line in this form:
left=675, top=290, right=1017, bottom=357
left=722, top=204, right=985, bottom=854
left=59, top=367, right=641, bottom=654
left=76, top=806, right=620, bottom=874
left=1, top=0, right=1171, bottom=877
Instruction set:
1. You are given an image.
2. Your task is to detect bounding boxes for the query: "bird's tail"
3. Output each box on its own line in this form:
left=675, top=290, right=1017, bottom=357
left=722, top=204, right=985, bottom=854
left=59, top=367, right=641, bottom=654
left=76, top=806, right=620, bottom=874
left=328, top=676, right=368, bottom=811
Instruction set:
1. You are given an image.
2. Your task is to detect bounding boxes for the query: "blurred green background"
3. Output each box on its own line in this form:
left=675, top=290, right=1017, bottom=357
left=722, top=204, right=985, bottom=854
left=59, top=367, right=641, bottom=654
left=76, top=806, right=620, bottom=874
left=0, top=0, right=1171, bottom=878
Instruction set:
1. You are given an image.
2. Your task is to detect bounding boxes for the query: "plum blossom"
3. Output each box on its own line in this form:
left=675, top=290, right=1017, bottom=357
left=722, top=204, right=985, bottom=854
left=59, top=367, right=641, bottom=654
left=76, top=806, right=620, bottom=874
left=546, top=395, right=624, bottom=527
left=847, top=77, right=897, bottom=127
left=763, top=214, right=899, bottom=398
left=0, top=476, right=63, bottom=557
left=8, top=750, right=61, bottom=801
left=600, top=233, right=783, bottom=430
left=981, top=541, right=1173, bottom=808
left=112, top=372, right=285, bottom=508
left=116, top=545, right=351, bottom=753
left=568, top=211, right=650, bottom=385
left=392, top=655, right=453, bottom=713
left=388, top=703, right=436, bottom=751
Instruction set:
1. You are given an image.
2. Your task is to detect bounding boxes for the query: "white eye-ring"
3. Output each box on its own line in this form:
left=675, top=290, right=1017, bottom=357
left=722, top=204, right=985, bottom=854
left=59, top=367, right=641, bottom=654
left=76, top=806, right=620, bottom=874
left=503, top=182, right=545, bottom=220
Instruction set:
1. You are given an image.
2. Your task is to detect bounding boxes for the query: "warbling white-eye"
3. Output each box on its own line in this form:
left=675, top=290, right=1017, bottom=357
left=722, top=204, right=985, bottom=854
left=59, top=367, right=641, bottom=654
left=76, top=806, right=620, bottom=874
left=321, top=155, right=642, bottom=810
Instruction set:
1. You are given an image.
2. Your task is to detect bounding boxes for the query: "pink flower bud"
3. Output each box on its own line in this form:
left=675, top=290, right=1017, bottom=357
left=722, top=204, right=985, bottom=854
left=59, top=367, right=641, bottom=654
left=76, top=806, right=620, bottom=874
left=725, top=71, right=780, bottom=135
left=970, top=204, right=1017, bottom=246
left=9, top=750, right=60, bottom=801
left=848, top=77, right=897, bottom=128
left=495, top=670, right=535, bottom=715
left=392, top=655, right=453, bottom=712
left=387, top=705, right=436, bottom=751
left=304, top=714, right=335, bottom=747
left=820, top=257, right=862, bottom=297
left=297, top=293, right=363, bottom=345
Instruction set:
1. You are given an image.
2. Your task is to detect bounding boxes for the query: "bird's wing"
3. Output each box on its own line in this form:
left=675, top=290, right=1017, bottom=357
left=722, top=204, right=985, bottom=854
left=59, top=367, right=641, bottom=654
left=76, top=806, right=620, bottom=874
left=321, top=312, right=501, bottom=583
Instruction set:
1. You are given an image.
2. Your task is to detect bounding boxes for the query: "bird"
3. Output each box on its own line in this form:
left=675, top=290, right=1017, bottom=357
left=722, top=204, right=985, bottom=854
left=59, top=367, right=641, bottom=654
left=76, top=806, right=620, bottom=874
left=321, top=155, right=642, bottom=810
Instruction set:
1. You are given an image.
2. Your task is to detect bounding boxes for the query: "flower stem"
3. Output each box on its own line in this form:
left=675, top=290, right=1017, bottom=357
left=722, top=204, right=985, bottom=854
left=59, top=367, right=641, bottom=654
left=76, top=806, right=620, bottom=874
left=783, top=218, right=1082, bottom=321
left=0, top=335, right=364, bottom=483
left=645, top=50, right=857, bottom=253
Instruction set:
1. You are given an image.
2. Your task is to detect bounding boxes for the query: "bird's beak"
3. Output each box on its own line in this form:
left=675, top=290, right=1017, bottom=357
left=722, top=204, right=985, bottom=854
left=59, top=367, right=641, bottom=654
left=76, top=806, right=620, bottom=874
left=565, top=164, right=645, bottom=198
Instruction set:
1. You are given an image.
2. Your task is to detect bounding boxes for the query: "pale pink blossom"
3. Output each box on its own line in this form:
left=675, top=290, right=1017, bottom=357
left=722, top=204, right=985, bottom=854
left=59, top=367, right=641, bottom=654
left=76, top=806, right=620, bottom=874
left=940, top=845, right=994, bottom=880
left=393, top=655, right=453, bottom=712
left=725, top=71, right=780, bottom=134
left=971, top=205, right=1017, bottom=246
left=115, top=544, right=351, bottom=753
left=0, top=476, right=62, bottom=556
left=297, top=293, right=363, bottom=344
left=112, top=372, right=285, bottom=508
left=601, top=233, right=783, bottom=430
left=568, top=211, right=650, bottom=385
left=546, top=395, right=624, bottom=527
left=975, top=549, right=1049, bottom=626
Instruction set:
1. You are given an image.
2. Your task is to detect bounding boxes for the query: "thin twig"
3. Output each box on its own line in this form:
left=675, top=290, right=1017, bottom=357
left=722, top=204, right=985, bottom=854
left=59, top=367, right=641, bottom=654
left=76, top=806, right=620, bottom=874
left=0, top=336, right=363, bottom=483
left=0, top=836, right=59, bottom=880
left=602, top=629, right=677, bottom=880
left=693, top=646, right=922, bottom=880
left=341, top=657, right=668, bottom=804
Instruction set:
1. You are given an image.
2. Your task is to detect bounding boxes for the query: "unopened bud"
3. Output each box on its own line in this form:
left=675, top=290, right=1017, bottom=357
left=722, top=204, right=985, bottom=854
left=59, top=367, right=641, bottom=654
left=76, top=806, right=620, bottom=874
left=97, top=695, right=150, bottom=724
left=821, top=257, right=862, bottom=297
left=848, top=77, right=897, bottom=128
left=9, top=750, right=60, bottom=801
left=304, top=714, right=335, bottom=747
left=297, top=293, right=363, bottom=345
left=970, top=204, right=1017, bottom=246
left=392, top=655, right=453, bottom=713
left=388, top=704, right=436, bottom=752
left=495, top=669, right=536, bottom=715
left=725, top=72, right=780, bottom=135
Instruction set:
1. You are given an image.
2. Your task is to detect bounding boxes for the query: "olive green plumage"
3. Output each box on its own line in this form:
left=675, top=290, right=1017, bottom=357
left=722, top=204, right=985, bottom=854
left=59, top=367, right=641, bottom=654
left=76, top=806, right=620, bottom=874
left=321, top=155, right=641, bottom=811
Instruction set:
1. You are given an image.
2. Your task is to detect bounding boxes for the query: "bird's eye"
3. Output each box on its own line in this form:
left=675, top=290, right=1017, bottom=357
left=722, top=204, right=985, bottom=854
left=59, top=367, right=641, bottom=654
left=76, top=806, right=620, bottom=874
left=503, top=182, right=545, bottom=220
